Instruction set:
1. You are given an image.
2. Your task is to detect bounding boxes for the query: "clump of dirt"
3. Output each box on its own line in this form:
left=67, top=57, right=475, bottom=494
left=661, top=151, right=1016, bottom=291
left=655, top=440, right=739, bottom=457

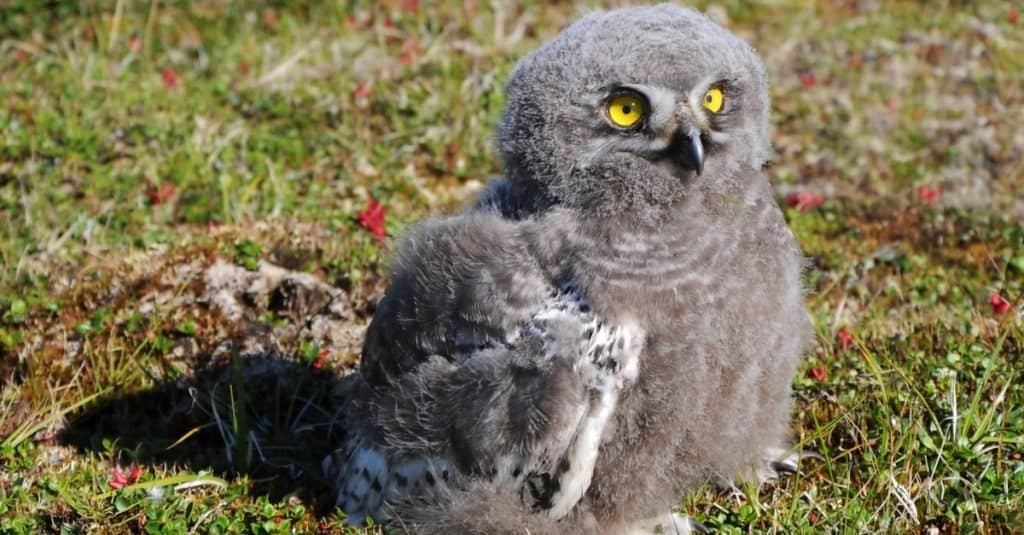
left=30, top=237, right=381, bottom=505
left=11, top=218, right=381, bottom=394
left=48, top=254, right=364, bottom=386
left=196, top=257, right=366, bottom=369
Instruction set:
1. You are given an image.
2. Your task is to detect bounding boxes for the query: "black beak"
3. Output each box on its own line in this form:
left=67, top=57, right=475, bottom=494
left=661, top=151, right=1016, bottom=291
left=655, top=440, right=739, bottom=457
left=667, top=127, right=705, bottom=176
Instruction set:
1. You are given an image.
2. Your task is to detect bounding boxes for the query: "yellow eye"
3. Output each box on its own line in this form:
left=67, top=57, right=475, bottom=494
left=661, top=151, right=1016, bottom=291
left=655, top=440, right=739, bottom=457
left=606, top=94, right=645, bottom=128
left=703, top=87, right=724, bottom=113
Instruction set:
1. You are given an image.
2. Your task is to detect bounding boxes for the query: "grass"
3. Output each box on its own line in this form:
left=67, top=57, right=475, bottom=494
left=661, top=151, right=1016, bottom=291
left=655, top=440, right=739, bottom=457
left=1, top=0, right=1022, bottom=533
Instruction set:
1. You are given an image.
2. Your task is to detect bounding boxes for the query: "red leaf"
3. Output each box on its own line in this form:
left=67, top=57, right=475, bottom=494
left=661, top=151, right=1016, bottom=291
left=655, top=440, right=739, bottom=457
left=126, top=466, right=142, bottom=484
left=917, top=185, right=940, bottom=205
left=401, top=0, right=419, bottom=12
left=238, top=62, right=251, bottom=75
left=12, top=49, right=27, bottom=62
left=356, top=198, right=387, bottom=238
left=161, top=68, right=180, bottom=89
left=313, top=348, right=329, bottom=369
left=837, top=327, right=853, bottom=351
left=109, top=465, right=142, bottom=489
left=799, top=72, right=817, bottom=88
left=353, top=83, right=373, bottom=99
left=263, top=8, right=278, bottom=29
left=990, top=293, right=1012, bottom=315
left=785, top=191, right=825, bottom=212
left=109, top=468, right=128, bottom=489
left=148, top=183, right=177, bottom=205
left=807, top=365, right=827, bottom=383
left=400, top=38, right=420, bottom=65
left=1009, top=8, right=1020, bottom=25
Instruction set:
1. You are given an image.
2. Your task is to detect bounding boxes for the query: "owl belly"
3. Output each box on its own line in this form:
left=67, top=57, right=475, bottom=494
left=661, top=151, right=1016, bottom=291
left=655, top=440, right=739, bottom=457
left=577, top=204, right=808, bottom=518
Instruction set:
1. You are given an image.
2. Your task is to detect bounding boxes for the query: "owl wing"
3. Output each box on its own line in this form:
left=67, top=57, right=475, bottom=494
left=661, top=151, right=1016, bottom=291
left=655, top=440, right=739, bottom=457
left=358, top=210, right=567, bottom=387
left=330, top=210, right=645, bottom=522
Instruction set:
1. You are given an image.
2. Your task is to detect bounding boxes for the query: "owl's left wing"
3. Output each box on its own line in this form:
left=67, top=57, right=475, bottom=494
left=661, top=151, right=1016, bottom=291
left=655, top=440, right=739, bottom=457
left=358, top=210, right=572, bottom=387
left=330, top=282, right=645, bottom=523
left=330, top=210, right=645, bottom=522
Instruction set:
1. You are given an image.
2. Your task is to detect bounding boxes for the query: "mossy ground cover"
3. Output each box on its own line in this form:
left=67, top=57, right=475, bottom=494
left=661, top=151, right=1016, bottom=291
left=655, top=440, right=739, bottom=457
left=1, top=1, right=1021, bottom=533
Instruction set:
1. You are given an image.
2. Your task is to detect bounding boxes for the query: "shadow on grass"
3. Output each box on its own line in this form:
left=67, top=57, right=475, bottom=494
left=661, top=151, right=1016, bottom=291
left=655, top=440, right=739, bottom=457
left=59, top=353, right=355, bottom=516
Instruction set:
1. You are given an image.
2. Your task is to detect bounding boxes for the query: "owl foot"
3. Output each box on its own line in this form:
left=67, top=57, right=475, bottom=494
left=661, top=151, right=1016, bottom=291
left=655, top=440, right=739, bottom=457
left=757, top=446, right=822, bottom=484
left=628, top=512, right=709, bottom=534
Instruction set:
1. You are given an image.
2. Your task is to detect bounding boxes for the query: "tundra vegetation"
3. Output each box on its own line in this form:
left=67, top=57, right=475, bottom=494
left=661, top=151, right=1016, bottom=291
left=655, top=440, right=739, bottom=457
left=0, top=2, right=1021, bottom=533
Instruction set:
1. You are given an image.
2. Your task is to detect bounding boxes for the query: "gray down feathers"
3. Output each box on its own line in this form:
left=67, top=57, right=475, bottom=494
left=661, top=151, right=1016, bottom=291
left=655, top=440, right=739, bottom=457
left=325, top=4, right=811, bottom=534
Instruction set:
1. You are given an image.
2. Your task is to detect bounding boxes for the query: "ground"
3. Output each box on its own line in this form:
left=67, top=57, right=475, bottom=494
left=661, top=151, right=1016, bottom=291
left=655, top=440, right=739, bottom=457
left=1, top=1, right=1022, bottom=533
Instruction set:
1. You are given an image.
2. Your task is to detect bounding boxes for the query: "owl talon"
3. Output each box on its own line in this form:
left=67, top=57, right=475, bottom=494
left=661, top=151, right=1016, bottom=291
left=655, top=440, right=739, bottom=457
left=758, top=447, right=821, bottom=483
left=770, top=459, right=797, bottom=475
left=688, top=518, right=710, bottom=534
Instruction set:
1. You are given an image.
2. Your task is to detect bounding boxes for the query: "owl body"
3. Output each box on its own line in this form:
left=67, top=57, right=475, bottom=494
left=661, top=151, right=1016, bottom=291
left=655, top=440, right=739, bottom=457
left=325, top=5, right=810, bottom=533
left=572, top=184, right=808, bottom=524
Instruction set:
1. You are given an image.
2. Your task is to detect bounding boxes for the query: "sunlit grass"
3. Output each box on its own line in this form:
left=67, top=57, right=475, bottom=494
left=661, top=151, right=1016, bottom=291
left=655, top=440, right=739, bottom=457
left=1, top=1, right=1022, bottom=533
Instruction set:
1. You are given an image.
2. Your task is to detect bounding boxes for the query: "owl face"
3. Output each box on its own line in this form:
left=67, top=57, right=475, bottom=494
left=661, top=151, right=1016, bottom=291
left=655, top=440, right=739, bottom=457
left=498, top=4, right=770, bottom=221
left=578, top=78, right=740, bottom=179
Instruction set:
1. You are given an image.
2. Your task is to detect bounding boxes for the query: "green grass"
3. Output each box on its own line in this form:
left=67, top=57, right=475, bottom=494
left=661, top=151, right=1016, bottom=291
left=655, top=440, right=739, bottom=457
left=1, top=1, right=1022, bottom=533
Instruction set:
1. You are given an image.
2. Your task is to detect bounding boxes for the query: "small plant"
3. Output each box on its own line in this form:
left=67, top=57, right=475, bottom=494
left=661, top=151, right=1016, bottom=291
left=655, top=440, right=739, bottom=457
left=175, top=319, right=198, bottom=337
left=233, top=240, right=264, bottom=271
left=3, top=299, right=28, bottom=323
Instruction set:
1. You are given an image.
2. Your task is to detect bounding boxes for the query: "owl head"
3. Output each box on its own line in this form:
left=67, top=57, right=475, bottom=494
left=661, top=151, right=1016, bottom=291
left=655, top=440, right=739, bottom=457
left=497, top=4, right=771, bottom=222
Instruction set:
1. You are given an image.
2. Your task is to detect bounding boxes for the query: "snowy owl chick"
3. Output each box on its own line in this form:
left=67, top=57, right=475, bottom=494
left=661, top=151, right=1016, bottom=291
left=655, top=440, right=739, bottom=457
left=324, top=4, right=811, bottom=534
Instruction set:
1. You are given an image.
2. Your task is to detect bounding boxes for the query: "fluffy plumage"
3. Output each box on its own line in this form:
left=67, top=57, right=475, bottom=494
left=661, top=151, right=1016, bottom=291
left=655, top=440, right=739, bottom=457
left=324, top=4, right=811, bottom=533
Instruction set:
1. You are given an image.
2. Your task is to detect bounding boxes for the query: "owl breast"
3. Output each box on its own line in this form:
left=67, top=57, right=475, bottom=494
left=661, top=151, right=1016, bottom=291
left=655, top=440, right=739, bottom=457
left=575, top=191, right=807, bottom=509
left=577, top=193, right=798, bottom=315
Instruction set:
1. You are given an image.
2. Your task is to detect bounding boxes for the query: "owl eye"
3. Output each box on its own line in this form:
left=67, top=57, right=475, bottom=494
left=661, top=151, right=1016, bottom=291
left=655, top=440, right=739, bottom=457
left=605, top=93, right=646, bottom=129
left=702, top=87, right=724, bottom=113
